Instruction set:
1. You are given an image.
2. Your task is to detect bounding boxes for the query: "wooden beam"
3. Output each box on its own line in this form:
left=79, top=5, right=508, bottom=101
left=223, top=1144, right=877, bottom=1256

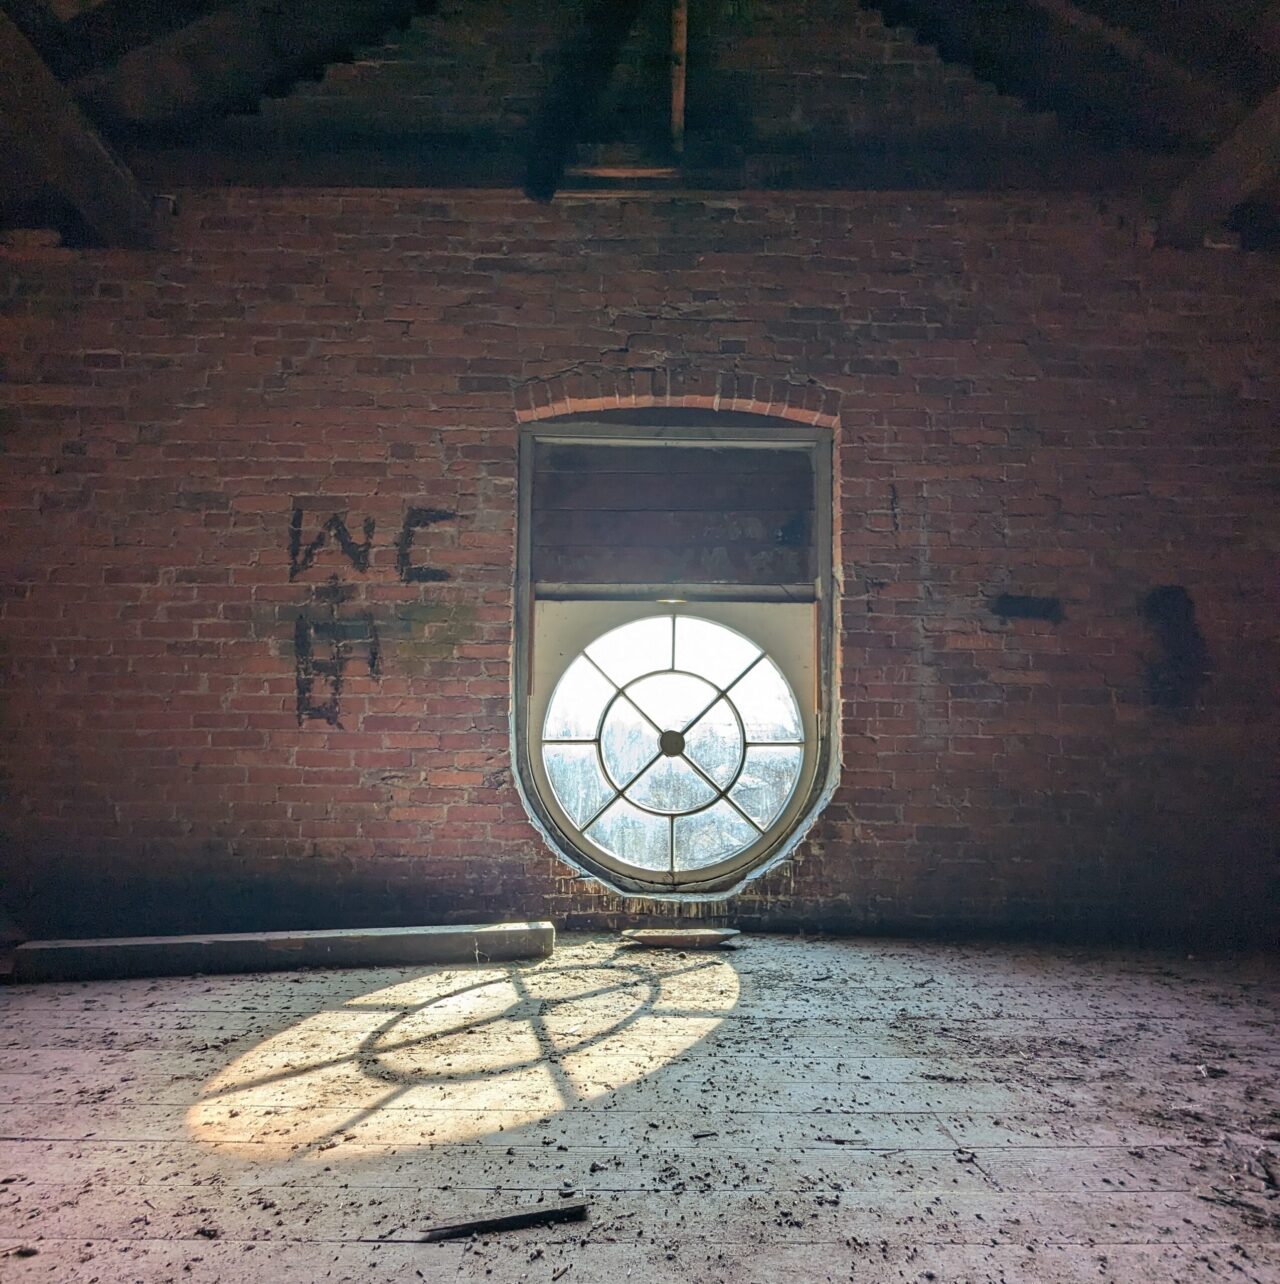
left=0, top=0, right=70, bottom=69
left=1248, top=3, right=1280, bottom=66
left=0, top=11, right=154, bottom=246
left=671, top=0, right=687, bottom=156
left=2, top=0, right=233, bottom=80
left=128, top=125, right=1186, bottom=192
left=874, top=0, right=1242, bottom=150
left=523, top=0, right=648, bottom=203
left=1025, top=0, right=1233, bottom=110
left=14, top=921, right=556, bottom=982
left=1159, top=83, right=1280, bottom=248
left=60, top=0, right=229, bottom=79
left=73, top=0, right=423, bottom=133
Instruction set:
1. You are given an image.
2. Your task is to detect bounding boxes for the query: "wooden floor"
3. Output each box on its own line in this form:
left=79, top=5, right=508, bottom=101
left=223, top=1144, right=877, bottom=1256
left=1, top=933, right=1278, bottom=1283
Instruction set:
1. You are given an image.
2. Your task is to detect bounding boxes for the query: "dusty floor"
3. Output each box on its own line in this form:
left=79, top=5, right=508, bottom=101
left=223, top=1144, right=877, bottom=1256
left=1, top=932, right=1278, bottom=1282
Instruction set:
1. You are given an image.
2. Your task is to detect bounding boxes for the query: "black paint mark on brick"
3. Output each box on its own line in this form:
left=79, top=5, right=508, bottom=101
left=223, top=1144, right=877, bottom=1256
left=992, top=593, right=1064, bottom=623
left=289, top=509, right=374, bottom=581
left=295, top=584, right=381, bottom=727
left=396, top=507, right=456, bottom=584
left=312, top=579, right=355, bottom=607
left=1142, top=585, right=1209, bottom=713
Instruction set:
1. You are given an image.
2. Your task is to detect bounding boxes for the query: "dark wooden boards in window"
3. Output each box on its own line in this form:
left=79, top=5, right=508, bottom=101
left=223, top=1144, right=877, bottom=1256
left=532, top=442, right=815, bottom=586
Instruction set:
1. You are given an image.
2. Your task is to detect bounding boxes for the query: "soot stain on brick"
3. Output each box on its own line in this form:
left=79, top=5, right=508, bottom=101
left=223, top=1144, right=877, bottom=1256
left=1142, top=585, right=1209, bottom=713
left=992, top=593, right=1064, bottom=623
left=388, top=601, right=479, bottom=665
left=294, top=579, right=381, bottom=728
left=289, top=508, right=374, bottom=581
left=395, top=507, right=456, bottom=584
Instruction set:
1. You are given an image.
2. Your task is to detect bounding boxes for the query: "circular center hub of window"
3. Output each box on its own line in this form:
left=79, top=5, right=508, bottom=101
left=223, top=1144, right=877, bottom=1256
left=598, top=672, right=737, bottom=813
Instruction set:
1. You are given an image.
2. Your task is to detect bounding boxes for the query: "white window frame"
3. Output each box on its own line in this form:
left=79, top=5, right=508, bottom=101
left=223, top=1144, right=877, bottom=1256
left=511, top=417, right=839, bottom=898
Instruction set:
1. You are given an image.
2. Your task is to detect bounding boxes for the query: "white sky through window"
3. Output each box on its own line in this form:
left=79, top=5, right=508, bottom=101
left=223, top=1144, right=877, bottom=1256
left=542, top=616, right=804, bottom=877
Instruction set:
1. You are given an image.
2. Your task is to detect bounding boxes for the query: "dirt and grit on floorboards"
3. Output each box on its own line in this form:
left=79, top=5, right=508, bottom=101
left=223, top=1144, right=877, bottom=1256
left=1, top=933, right=1277, bottom=1282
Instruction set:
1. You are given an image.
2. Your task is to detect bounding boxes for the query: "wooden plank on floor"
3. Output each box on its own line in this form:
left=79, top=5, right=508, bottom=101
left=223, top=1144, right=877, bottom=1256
left=2, top=1069, right=1274, bottom=1124
left=0, top=1238, right=1276, bottom=1284
left=4, top=1008, right=1268, bottom=1043
left=3, top=1182, right=1272, bottom=1247
left=12, top=922, right=555, bottom=982
left=0, top=1136, right=1236, bottom=1194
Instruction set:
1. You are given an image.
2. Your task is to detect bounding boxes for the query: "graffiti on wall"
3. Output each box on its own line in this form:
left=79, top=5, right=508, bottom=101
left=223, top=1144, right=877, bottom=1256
left=290, top=505, right=457, bottom=726
left=1142, top=585, right=1210, bottom=713
left=294, top=581, right=380, bottom=727
left=289, top=507, right=456, bottom=584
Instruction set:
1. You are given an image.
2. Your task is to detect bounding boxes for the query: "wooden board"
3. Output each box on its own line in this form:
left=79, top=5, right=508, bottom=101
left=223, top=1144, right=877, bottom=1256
left=531, top=443, right=815, bottom=586
left=0, top=11, right=154, bottom=247
left=12, top=921, right=554, bottom=982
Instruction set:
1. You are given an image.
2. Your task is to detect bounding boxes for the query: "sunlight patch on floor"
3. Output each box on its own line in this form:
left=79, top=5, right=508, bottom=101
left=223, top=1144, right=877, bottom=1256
left=187, top=952, right=740, bottom=1157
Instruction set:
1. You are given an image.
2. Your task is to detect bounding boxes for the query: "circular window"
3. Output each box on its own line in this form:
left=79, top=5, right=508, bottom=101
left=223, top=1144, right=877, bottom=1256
left=540, top=615, right=805, bottom=880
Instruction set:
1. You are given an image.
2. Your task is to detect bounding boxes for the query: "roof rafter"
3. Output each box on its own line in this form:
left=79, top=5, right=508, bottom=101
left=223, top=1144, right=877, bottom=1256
left=1159, top=83, right=1280, bottom=248
left=73, top=0, right=426, bottom=134
left=0, top=0, right=64, bottom=56
left=875, top=0, right=1244, bottom=150
left=524, top=0, right=649, bottom=203
left=59, top=0, right=230, bottom=80
left=1, top=0, right=229, bottom=80
left=0, top=9, right=154, bottom=246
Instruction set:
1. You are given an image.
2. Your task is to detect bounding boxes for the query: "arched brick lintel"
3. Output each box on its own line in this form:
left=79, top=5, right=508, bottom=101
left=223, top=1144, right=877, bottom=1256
left=514, top=371, right=842, bottom=429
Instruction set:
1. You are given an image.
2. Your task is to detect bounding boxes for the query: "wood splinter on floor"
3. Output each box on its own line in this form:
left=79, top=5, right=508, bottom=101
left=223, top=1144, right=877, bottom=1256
left=395, top=1201, right=589, bottom=1243
left=620, top=927, right=741, bottom=949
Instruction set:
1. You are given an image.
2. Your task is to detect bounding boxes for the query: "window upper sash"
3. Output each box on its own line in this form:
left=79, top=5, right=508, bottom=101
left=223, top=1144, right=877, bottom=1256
left=530, top=440, right=816, bottom=588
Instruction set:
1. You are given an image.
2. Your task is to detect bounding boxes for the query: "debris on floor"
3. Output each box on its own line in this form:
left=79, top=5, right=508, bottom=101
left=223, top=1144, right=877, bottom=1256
left=1, top=933, right=1278, bottom=1283
left=620, top=927, right=741, bottom=949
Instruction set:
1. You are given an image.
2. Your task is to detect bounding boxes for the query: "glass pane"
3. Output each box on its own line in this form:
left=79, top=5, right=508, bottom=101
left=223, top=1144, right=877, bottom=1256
left=543, top=656, right=616, bottom=740
left=729, top=745, right=803, bottom=828
left=675, top=617, right=760, bottom=689
left=626, top=672, right=716, bottom=732
left=540, top=611, right=809, bottom=884
left=586, top=798, right=670, bottom=872
left=543, top=744, right=617, bottom=827
left=683, top=698, right=743, bottom=787
left=728, top=657, right=803, bottom=741
left=673, top=801, right=758, bottom=871
left=626, top=755, right=717, bottom=814
left=599, top=695, right=660, bottom=789
left=586, top=616, right=672, bottom=686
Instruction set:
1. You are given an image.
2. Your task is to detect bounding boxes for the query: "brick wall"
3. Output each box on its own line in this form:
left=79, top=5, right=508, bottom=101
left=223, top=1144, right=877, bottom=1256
left=1, top=189, right=1277, bottom=944
left=255, top=0, right=1058, bottom=159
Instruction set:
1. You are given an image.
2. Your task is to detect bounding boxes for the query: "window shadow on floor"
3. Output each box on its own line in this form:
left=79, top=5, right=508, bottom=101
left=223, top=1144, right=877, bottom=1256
left=186, top=941, right=742, bottom=1162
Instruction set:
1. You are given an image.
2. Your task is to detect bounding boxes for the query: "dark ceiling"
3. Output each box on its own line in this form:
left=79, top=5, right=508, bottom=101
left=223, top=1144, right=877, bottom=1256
left=1, top=0, right=1278, bottom=248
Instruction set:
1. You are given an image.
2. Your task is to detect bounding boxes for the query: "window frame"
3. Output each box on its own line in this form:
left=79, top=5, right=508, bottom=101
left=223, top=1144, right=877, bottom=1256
left=511, top=415, right=839, bottom=898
